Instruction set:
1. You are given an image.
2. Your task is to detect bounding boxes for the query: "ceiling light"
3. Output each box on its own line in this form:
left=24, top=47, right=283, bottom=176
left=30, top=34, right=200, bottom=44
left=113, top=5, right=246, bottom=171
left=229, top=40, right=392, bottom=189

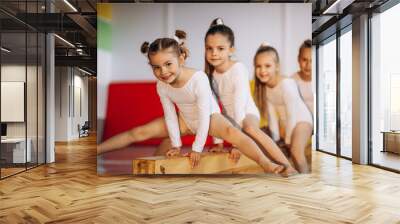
left=54, top=34, right=75, bottom=48
left=323, top=0, right=343, bottom=14
left=1, top=47, right=11, bottom=53
left=78, top=67, right=92, bottom=76
left=322, top=0, right=355, bottom=15
left=63, top=0, right=78, bottom=12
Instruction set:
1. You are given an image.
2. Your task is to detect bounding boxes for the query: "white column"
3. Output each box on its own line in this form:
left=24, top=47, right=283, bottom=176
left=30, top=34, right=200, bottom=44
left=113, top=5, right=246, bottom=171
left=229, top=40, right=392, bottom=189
left=352, top=14, right=369, bottom=164
left=46, top=32, right=55, bottom=163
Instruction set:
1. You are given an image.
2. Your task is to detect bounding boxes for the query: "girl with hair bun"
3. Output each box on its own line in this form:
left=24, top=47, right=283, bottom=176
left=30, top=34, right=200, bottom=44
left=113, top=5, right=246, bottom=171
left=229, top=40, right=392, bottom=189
left=292, top=39, right=313, bottom=114
left=204, top=18, right=298, bottom=176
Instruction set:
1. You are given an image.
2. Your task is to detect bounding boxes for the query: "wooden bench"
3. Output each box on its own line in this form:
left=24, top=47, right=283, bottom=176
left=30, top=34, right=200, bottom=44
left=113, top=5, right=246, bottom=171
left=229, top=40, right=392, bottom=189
left=132, top=152, right=264, bottom=175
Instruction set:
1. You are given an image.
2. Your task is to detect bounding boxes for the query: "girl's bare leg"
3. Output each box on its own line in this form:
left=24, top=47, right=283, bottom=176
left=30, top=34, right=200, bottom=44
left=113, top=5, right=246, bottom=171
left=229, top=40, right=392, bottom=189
left=154, top=115, right=193, bottom=156
left=97, top=117, right=170, bottom=155
left=242, top=115, right=298, bottom=176
left=208, top=113, right=284, bottom=174
left=290, top=122, right=312, bottom=173
left=154, top=138, right=172, bottom=156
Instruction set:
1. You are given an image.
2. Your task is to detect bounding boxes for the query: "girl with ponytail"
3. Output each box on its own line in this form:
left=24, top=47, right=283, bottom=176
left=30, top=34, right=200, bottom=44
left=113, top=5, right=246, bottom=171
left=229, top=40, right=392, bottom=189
left=204, top=18, right=298, bottom=176
left=253, top=43, right=313, bottom=173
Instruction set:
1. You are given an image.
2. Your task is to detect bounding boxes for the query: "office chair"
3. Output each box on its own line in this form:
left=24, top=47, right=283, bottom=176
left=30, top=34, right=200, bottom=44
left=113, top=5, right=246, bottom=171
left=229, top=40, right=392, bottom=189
left=79, top=121, right=90, bottom=138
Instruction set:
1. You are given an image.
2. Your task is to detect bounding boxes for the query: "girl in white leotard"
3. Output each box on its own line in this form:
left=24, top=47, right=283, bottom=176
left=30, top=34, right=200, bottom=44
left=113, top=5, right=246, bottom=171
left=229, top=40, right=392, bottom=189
left=97, top=30, right=284, bottom=174
left=204, top=18, right=297, bottom=176
left=292, top=39, right=313, bottom=115
left=253, top=43, right=313, bottom=173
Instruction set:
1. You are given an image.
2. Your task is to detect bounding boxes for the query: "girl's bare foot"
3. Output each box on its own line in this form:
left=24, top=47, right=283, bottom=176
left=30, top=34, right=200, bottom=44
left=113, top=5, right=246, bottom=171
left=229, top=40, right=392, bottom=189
left=263, top=162, right=285, bottom=174
left=280, top=166, right=298, bottom=177
left=166, top=147, right=181, bottom=157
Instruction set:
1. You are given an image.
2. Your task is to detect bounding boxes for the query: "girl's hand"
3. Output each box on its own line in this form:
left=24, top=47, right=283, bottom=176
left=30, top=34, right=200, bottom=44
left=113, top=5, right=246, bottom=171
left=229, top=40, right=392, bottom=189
left=166, top=147, right=181, bottom=157
left=208, top=143, right=227, bottom=153
left=228, top=148, right=241, bottom=163
left=184, top=151, right=201, bottom=168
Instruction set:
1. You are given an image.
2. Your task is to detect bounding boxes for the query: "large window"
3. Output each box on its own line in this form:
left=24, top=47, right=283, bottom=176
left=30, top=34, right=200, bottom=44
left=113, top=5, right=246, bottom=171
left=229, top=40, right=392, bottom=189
left=370, top=3, right=400, bottom=171
left=317, top=36, right=337, bottom=154
left=316, top=25, right=353, bottom=159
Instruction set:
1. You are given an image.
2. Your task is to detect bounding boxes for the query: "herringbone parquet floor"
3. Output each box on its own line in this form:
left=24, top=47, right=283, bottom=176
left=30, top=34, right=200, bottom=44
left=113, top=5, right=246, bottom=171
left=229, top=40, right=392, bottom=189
left=1, top=134, right=400, bottom=223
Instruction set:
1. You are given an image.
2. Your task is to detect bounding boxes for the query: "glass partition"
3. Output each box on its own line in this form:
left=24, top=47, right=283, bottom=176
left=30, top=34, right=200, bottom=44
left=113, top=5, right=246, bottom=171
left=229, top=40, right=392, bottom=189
left=0, top=2, right=46, bottom=179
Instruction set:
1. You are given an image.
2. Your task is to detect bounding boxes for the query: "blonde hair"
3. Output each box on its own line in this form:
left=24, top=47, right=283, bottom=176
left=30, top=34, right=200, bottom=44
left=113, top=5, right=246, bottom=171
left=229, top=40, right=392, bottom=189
left=253, top=44, right=280, bottom=118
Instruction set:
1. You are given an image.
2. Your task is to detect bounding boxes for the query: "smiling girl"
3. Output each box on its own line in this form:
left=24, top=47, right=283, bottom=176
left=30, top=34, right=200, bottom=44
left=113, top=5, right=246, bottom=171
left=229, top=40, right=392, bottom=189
left=204, top=18, right=297, bottom=176
left=253, top=43, right=313, bottom=173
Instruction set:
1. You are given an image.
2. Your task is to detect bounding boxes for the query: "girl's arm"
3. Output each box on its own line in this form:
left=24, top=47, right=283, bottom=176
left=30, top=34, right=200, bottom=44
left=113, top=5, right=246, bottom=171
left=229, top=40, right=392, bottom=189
left=267, top=101, right=280, bottom=142
left=156, top=83, right=182, bottom=149
left=232, top=64, right=251, bottom=127
left=192, top=75, right=214, bottom=153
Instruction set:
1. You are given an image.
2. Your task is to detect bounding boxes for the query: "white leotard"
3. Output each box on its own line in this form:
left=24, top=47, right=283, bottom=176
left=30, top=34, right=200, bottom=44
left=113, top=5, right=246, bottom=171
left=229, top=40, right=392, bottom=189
left=292, top=72, right=314, bottom=115
left=156, top=71, right=222, bottom=153
left=212, top=62, right=260, bottom=128
left=266, top=78, right=313, bottom=144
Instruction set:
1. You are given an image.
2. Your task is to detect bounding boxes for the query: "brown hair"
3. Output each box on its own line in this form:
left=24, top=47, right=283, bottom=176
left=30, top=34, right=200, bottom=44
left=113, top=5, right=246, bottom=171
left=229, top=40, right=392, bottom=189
left=140, top=30, right=189, bottom=60
left=298, top=39, right=311, bottom=59
left=253, top=44, right=280, bottom=118
left=204, top=18, right=235, bottom=95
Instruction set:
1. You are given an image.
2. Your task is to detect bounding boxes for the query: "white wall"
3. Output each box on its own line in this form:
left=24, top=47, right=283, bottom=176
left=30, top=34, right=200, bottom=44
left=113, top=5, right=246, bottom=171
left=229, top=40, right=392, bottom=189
left=55, top=67, right=89, bottom=141
left=55, top=67, right=69, bottom=141
left=1, top=64, right=46, bottom=163
left=98, top=3, right=311, bottom=120
left=72, top=74, right=89, bottom=138
left=1, top=65, right=36, bottom=137
left=110, top=3, right=311, bottom=81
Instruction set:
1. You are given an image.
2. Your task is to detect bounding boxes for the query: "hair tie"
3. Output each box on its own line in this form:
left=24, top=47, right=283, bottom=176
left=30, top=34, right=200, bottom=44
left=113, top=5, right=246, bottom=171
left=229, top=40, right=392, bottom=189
left=260, top=41, right=269, bottom=47
left=216, top=18, right=224, bottom=25
left=173, top=35, right=184, bottom=45
left=173, top=35, right=180, bottom=43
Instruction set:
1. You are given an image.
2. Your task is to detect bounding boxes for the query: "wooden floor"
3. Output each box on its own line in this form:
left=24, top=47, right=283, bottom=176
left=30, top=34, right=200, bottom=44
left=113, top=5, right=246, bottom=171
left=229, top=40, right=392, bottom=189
left=1, top=167, right=26, bottom=178
left=372, top=150, right=400, bottom=171
left=1, top=135, right=400, bottom=223
left=1, top=163, right=45, bottom=178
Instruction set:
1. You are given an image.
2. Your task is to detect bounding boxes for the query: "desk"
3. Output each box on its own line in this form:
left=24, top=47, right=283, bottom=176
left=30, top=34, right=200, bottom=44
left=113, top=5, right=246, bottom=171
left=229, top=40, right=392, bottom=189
left=381, top=131, right=400, bottom=154
left=1, top=138, right=32, bottom=163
